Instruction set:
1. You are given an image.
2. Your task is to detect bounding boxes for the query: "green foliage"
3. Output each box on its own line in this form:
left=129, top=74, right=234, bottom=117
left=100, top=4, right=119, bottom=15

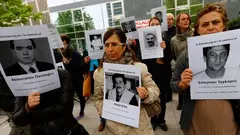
left=228, top=17, right=240, bottom=28
left=0, top=0, right=41, bottom=27
left=56, top=8, right=95, bottom=34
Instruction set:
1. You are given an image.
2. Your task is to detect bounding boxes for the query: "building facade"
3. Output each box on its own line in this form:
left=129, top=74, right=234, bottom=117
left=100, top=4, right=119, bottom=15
left=106, top=0, right=124, bottom=27
left=24, top=0, right=51, bottom=25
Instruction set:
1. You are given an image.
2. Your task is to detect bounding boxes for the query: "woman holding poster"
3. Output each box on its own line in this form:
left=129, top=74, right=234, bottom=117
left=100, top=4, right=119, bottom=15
left=93, top=28, right=160, bottom=135
left=170, top=3, right=238, bottom=135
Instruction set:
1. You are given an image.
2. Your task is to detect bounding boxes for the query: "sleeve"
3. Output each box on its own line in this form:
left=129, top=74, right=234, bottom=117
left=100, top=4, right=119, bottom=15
left=170, top=51, right=188, bottom=93
left=93, top=69, right=104, bottom=116
left=71, top=51, right=89, bottom=74
left=162, top=38, right=173, bottom=65
left=170, top=38, right=177, bottom=70
left=138, top=63, right=160, bottom=104
left=12, top=70, right=74, bottom=125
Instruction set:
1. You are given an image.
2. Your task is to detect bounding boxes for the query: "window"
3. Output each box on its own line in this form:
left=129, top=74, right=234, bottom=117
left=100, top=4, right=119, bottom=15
left=113, top=8, right=122, bottom=15
left=113, top=2, right=122, bottom=8
left=177, top=0, right=188, bottom=6
left=190, top=5, right=202, bottom=16
left=190, top=0, right=202, bottom=5
left=73, top=9, right=83, bottom=22
left=107, top=3, right=111, bottom=9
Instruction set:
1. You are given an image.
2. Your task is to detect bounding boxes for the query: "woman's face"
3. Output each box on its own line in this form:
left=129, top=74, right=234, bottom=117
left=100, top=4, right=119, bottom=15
left=150, top=19, right=160, bottom=26
left=104, top=34, right=126, bottom=61
left=177, top=14, right=190, bottom=29
left=197, top=11, right=225, bottom=35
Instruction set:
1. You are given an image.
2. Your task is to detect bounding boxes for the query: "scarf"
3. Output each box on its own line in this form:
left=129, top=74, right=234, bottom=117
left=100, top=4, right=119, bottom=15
left=103, top=51, right=133, bottom=65
left=176, top=28, right=193, bottom=41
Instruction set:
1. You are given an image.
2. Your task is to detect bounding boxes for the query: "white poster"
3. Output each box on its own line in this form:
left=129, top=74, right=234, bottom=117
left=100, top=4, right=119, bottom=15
left=151, top=6, right=168, bottom=32
left=47, top=24, right=64, bottom=49
left=56, top=62, right=65, bottom=70
left=188, top=29, right=240, bottom=99
left=102, top=63, right=141, bottom=128
left=138, top=26, right=163, bottom=60
left=0, top=25, right=61, bottom=97
left=85, top=29, right=105, bottom=59
left=120, top=16, right=138, bottom=40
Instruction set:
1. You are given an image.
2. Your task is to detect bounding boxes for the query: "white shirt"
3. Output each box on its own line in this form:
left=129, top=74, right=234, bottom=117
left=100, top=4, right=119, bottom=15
left=18, top=62, right=39, bottom=74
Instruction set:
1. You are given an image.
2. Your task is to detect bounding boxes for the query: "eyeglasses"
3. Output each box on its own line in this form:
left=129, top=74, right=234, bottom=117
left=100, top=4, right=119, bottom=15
left=104, top=42, right=125, bottom=48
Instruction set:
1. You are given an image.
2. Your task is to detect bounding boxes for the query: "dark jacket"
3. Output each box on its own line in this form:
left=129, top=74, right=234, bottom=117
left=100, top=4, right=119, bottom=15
left=12, top=70, right=87, bottom=135
left=4, top=62, right=55, bottom=76
left=0, top=72, right=15, bottom=112
left=162, top=25, right=176, bottom=44
left=63, top=47, right=89, bottom=84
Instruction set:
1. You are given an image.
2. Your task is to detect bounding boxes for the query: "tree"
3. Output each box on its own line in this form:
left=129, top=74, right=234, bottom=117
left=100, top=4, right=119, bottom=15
left=0, top=0, right=41, bottom=27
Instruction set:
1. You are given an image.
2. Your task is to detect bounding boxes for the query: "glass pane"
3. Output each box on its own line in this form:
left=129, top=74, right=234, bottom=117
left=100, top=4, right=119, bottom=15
left=68, top=33, right=76, bottom=39
left=57, top=25, right=74, bottom=34
left=84, top=21, right=95, bottom=30
left=76, top=32, right=85, bottom=38
left=113, top=2, right=122, bottom=8
left=56, top=10, right=72, bottom=25
left=75, top=23, right=85, bottom=31
left=176, top=8, right=190, bottom=15
left=73, top=9, right=83, bottom=22
left=190, top=0, right=202, bottom=5
left=167, top=9, right=176, bottom=17
left=113, top=8, right=123, bottom=15
left=164, top=0, right=175, bottom=9
left=191, top=16, right=197, bottom=25
left=70, top=39, right=77, bottom=50
left=177, top=0, right=188, bottom=6
left=78, top=39, right=86, bottom=54
left=190, top=5, right=203, bottom=16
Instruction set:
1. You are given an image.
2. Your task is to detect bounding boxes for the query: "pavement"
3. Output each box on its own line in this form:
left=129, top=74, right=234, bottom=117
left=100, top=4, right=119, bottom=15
left=0, top=93, right=183, bottom=135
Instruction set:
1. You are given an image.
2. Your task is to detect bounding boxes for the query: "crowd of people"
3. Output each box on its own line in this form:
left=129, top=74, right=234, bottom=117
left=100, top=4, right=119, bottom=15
left=0, top=2, right=240, bottom=135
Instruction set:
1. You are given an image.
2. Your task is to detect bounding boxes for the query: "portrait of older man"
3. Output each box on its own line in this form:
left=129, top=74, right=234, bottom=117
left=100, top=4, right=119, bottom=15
left=144, top=32, right=157, bottom=48
left=105, top=73, right=138, bottom=106
left=4, top=39, right=54, bottom=76
left=195, top=44, right=230, bottom=79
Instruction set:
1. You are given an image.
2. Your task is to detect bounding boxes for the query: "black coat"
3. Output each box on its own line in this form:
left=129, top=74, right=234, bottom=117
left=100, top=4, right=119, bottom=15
left=4, top=61, right=54, bottom=76
left=12, top=70, right=85, bottom=135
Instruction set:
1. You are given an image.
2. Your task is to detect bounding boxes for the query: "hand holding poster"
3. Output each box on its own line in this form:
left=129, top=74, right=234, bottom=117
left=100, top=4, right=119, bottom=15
left=188, top=29, right=240, bottom=99
left=120, top=16, right=138, bottom=40
left=138, top=26, right=163, bottom=59
left=0, top=25, right=60, bottom=96
left=151, top=6, right=168, bottom=32
left=103, top=63, right=141, bottom=128
left=47, top=24, right=64, bottom=49
left=85, top=30, right=105, bottom=59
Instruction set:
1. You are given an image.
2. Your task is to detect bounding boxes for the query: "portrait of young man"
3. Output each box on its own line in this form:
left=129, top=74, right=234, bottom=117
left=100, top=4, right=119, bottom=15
left=105, top=73, right=138, bottom=106
left=122, top=21, right=136, bottom=33
left=195, top=44, right=230, bottom=79
left=4, top=39, right=54, bottom=76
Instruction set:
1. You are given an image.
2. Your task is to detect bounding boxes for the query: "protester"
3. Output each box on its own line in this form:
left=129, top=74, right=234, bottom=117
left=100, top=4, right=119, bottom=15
left=12, top=69, right=89, bottom=135
left=0, top=72, right=30, bottom=135
left=171, top=13, right=193, bottom=110
left=93, top=28, right=160, bottom=135
left=170, top=3, right=239, bottom=135
left=141, top=17, right=172, bottom=131
left=163, top=13, right=177, bottom=44
left=60, top=34, right=90, bottom=119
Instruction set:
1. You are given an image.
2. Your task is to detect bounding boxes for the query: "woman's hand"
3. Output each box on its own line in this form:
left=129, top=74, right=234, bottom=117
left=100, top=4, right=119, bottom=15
left=160, top=40, right=166, bottom=49
left=178, top=69, right=193, bottom=90
left=137, top=87, right=149, bottom=99
left=63, top=57, right=71, bottom=64
left=27, top=92, right=40, bottom=109
left=84, top=56, right=91, bottom=64
left=128, top=39, right=134, bottom=46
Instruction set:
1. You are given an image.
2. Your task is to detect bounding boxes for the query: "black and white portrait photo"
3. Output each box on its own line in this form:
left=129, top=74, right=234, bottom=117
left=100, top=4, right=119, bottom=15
left=90, top=34, right=103, bottom=51
left=121, top=21, right=137, bottom=33
left=105, top=73, right=139, bottom=106
left=144, top=31, right=158, bottom=49
left=194, top=44, right=230, bottom=79
left=155, top=11, right=163, bottom=24
left=0, top=38, right=55, bottom=76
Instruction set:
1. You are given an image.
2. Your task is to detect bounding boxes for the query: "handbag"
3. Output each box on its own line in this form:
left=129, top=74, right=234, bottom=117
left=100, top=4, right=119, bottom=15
left=142, top=98, right=161, bottom=117
left=82, top=72, right=91, bottom=97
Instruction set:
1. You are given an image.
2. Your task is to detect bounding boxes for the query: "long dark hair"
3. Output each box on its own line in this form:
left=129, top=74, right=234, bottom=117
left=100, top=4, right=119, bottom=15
left=99, top=28, right=139, bottom=69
